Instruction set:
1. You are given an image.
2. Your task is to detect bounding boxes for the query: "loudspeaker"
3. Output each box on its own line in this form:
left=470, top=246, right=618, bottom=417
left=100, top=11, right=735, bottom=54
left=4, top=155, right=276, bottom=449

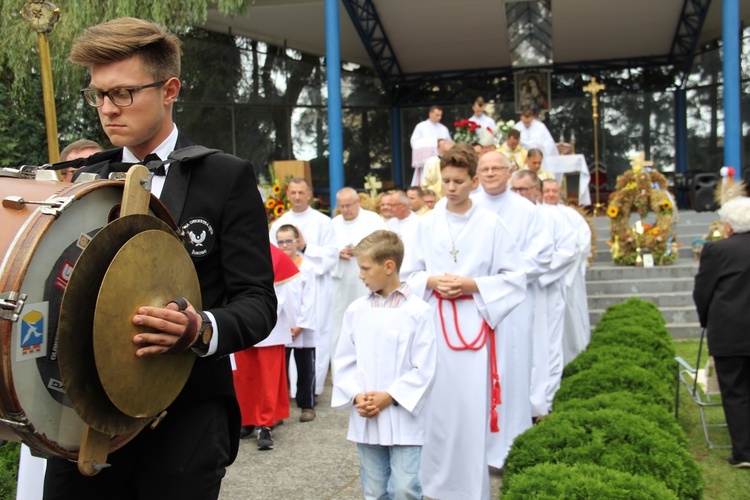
left=693, top=173, right=719, bottom=212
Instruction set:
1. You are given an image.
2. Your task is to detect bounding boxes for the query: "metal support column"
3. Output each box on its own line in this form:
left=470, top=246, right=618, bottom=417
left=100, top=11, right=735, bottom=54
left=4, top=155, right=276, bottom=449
left=391, top=107, right=403, bottom=187
left=722, top=0, right=742, bottom=177
left=675, top=88, right=689, bottom=208
left=326, top=0, right=344, bottom=205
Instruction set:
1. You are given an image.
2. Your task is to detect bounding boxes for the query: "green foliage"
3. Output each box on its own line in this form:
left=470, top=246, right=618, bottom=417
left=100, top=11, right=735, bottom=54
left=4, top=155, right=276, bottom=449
left=502, top=409, right=704, bottom=499
left=502, top=462, right=678, bottom=500
left=554, top=392, right=687, bottom=446
left=555, top=360, right=673, bottom=408
left=589, top=324, right=675, bottom=361
left=0, top=442, right=19, bottom=500
left=563, top=344, right=674, bottom=383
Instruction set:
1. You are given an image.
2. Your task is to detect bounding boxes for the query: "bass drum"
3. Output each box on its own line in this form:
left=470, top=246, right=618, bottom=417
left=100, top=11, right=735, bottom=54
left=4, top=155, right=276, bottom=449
left=0, top=178, right=175, bottom=459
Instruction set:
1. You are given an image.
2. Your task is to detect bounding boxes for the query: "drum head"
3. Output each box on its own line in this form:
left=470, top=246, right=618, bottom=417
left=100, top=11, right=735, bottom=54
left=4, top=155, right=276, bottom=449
left=94, top=229, right=199, bottom=419
left=58, top=215, right=177, bottom=435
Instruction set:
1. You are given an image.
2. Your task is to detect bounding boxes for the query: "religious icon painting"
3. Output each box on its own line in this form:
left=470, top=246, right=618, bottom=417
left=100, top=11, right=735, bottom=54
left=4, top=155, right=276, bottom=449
left=514, top=70, right=552, bottom=114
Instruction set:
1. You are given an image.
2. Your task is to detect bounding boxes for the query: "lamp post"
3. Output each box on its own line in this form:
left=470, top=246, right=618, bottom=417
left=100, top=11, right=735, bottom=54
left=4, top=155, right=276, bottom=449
left=20, top=0, right=61, bottom=164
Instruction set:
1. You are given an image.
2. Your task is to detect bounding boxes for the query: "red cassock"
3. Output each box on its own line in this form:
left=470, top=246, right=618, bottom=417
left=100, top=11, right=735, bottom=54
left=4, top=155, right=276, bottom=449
left=232, top=245, right=300, bottom=427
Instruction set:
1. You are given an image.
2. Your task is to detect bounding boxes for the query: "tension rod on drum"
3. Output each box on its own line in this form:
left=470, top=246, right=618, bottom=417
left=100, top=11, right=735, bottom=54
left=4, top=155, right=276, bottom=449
left=2, top=195, right=73, bottom=215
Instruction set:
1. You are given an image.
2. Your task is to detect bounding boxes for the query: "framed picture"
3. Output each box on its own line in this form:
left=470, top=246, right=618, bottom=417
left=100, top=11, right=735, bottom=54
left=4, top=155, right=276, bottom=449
left=514, top=71, right=552, bottom=114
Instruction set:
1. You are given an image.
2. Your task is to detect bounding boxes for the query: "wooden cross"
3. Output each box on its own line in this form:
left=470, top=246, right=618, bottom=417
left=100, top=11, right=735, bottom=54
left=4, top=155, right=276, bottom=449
left=364, top=174, right=382, bottom=198
left=630, top=151, right=654, bottom=173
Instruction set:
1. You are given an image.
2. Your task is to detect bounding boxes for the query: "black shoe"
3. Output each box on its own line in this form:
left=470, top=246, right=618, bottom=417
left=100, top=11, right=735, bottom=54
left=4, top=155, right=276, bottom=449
left=728, top=457, right=750, bottom=468
left=257, top=427, right=274, bottom=450
left=239, top=426, right=255, bottom=439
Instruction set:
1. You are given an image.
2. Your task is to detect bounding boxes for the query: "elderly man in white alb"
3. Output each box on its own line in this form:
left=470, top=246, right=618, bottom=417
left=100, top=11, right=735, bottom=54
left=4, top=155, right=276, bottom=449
left=329, top=187, right=386, bottom=364
left=514, top=109, right=559, bottom=162
left=269, top=178, right=338, bottom=396
left=510, top=170, right=577, bottom=419
left=541, top=179, right=591, bottom=366
left=385, top=190, right=421, bottom=280
left=410, top=105, right=451, bottom=187
left=472, top=152, right=553, bottom=468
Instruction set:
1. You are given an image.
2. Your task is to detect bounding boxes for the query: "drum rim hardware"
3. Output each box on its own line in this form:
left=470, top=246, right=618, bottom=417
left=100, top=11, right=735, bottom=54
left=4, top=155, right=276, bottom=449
left=2, top=195, right=75, bottom=216
left=0, top=292, right=27, bottom=322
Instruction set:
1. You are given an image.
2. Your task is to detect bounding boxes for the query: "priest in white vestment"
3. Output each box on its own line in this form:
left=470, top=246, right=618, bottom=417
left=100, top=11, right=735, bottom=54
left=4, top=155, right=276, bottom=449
left=329, top=188, right=386, bottom=367
left=408, top=145, right=526, bottom=500
left=467, top=96, right=496, bottom=136
left=511, top=171, right=577, bottom=416
left=542, top=179, right=592, bottom=366
left=513, top=109, right=558, bottom=163
left=472, top=152, right=553, bottom=469
left=385, top=190, right=422, bottom=280
left=269, top=178, right=338, bottom=395
left=410, top=106, right=451, bottom=186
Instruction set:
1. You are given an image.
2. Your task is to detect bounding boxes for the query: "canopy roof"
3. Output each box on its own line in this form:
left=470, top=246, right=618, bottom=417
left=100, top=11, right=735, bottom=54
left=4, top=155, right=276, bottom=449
left=205, top=0, right=747, bottom=81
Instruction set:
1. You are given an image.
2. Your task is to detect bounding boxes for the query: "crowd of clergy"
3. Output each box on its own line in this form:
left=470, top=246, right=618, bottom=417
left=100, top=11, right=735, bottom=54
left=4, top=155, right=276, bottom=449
left=232, top=101, right=593, bottom=499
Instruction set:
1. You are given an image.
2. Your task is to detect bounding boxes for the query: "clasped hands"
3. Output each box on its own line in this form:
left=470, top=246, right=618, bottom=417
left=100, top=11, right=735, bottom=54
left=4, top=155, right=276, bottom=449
left=132, top=297, right=203, bottom=357
left=354, top=391, right=393, bottom=418
left=429, top=273, right=478, bottom=299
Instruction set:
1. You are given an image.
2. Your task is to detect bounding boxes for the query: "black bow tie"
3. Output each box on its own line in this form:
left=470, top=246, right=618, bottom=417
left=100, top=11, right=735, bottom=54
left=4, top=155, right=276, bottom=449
left=109, top=153, right=166, bottom=176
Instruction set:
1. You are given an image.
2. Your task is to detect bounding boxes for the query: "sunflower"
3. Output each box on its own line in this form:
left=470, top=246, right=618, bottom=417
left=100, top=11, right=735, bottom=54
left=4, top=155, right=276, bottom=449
left=265, top=199, right=276, bottom=209
left=660, top=199, right=672, bottom=211
left=607, top=206, right=619, bottom=218
left=272, top=184, right=282, bottom=195
left=273, top=205, right=284, bottom=217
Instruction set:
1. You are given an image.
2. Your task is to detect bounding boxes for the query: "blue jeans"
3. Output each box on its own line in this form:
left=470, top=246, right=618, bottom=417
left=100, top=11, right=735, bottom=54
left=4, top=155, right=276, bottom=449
left=356, top=444, right=423, bottom=500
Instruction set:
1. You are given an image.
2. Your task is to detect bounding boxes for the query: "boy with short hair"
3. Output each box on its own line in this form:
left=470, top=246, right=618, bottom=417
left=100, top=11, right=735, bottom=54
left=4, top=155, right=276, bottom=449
left=332, top=230, right=436, bottom=499
left=409, top=143, right=526, bottom=499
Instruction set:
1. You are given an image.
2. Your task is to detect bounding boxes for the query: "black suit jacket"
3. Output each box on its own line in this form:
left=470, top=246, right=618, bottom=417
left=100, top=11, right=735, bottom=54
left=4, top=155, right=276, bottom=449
left=76, top=135, right=277, bottom=453
left=693, top=232, right=750, bottom=356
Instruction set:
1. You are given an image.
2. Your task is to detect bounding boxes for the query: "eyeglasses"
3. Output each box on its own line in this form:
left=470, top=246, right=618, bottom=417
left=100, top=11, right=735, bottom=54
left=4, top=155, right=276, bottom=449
left=277, top=239, right=297, bottom=247
left=510, top=186, right=530, bottom=193
left=81, top=80, right=167, bottom=107
left=478, top=167, right=510, bottom=174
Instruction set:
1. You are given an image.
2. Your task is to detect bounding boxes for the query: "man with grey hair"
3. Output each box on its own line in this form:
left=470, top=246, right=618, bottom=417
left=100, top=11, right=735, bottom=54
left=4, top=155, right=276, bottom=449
left=473, top=152, right=552, bottom=468
left=511, top=169, right=577, bottom=418
left=330, top=187, right=385, bottom=359
left=385, top=190, right=421, bottom=279
left=694, top=196, right=750, bottom=469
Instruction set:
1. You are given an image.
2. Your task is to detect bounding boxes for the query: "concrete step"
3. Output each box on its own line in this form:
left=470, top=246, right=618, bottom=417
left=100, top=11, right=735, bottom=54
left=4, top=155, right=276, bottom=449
left=586, top=262, right=698, bottom=281
left=588, top=291, right=694, bottom=310
left=590, top=305, right=698, bottom=326
left=586, top=277, right=694, bottom=295
left=666, top=322, right=704, bottom=339
left=592, top=246, right=695, bottom=263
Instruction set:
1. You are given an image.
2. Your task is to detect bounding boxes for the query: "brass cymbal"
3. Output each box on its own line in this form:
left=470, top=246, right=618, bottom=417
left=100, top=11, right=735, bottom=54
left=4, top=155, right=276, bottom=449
left=94, top=229, right=199, bottom=419
left=58, top=214, right=177, bottom=435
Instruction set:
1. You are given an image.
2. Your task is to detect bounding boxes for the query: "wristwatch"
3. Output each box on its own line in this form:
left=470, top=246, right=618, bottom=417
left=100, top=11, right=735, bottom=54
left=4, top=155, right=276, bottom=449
left=193, top=310, right=214, bottom=354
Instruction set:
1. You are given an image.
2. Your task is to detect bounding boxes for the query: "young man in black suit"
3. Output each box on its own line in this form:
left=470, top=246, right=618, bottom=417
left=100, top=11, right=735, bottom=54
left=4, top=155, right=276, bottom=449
left=43, top=17, right=277, bottom=499
left=694, top=196, right=750, bottom=469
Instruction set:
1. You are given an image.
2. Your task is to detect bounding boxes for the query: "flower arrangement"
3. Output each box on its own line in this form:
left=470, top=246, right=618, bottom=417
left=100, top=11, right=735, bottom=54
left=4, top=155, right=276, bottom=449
left=606, top=163, right=678, bottom=266
left=453, top=119, right=485, bottom=145
left=259, top=163, right=290, bottom=226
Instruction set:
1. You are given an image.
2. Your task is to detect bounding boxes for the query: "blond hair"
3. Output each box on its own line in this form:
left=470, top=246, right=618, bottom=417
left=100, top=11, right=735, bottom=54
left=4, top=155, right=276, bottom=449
left=69, top=18, right=182, bottom=80
left=355, top=230, right=404, bottom=271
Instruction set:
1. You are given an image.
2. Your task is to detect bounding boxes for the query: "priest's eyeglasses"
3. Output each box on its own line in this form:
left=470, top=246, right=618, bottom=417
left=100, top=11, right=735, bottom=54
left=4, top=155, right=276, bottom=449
left=81, top=80, right=167, bottom=107
left=510, top=186, right=530, bottom=193
left=277, top=239, right=297, bottom=247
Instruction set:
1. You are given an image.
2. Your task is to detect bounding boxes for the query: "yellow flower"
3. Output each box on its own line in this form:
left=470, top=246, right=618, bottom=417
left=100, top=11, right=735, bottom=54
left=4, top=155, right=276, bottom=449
left=273, top=205, right=284, bottom=217
left=607, top=206, right=619, bottom=218
left=661, top=199, right=672, bottom=211
left=272, top=184, right=282, bottom=195
left=265, top=199, right=276, bottom=209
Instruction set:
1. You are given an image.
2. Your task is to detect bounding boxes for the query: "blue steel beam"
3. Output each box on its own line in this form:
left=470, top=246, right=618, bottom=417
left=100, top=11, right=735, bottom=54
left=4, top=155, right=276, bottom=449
left=669, top=0, right=712, bottom=85
left=340, top=0, right=404, bottom=104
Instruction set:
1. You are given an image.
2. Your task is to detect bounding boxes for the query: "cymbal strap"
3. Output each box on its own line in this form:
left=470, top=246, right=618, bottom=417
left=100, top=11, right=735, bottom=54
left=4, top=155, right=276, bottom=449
left=163, top=310, right=198, bottom=355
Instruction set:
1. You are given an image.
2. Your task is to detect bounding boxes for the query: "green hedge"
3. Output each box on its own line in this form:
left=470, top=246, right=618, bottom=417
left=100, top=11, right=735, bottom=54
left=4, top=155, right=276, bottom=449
left=563, top=344, right=674, bottom=382
left=502, top=462, right=678, bottom=500
left=588, top=324, right=675, bottom=360
left=0, top=442, right=19, bottom=500
left=502, top=409, right=703, bottom=499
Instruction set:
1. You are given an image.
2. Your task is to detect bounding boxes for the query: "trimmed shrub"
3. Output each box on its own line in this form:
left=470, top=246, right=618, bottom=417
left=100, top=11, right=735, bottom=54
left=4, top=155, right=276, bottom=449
left=0, top=442, right=18, bottom=500
left=597, top=297, right=665, bottom=325
left=502, top=462, right=678, bottom=500
left=554, top=392, right=687, bottom=446
left=588, top=324, right=675, bottom=361
left=563, top=344, right=674, bottom=382
left=502, top=409, right=704, bottom=499
left=555, top=360, right=673, bottom=409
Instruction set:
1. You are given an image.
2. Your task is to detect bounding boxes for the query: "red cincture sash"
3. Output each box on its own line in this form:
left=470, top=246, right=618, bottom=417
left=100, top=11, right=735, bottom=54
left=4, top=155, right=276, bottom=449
left=437, top=295, right=501, bottom=433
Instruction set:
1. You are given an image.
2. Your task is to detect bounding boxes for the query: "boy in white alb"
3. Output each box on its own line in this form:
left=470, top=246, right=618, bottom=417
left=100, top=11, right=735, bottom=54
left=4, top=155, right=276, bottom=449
left=408, top=144, right=526, bottom=499
left=332, top=230, right=436, bottom=499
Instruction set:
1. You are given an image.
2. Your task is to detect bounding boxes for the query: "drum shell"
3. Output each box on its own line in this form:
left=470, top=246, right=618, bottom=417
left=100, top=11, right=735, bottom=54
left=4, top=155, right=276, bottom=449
left=0, top=179, right=175, bottom=459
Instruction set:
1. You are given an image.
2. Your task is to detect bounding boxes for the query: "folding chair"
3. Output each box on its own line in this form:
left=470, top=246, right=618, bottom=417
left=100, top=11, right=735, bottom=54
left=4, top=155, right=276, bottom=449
left=674, top=328, right=730, bottom=449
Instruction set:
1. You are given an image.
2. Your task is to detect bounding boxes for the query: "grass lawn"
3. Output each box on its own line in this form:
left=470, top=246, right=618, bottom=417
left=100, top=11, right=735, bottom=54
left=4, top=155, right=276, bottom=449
left=673, top=339, right=750, bottom=500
